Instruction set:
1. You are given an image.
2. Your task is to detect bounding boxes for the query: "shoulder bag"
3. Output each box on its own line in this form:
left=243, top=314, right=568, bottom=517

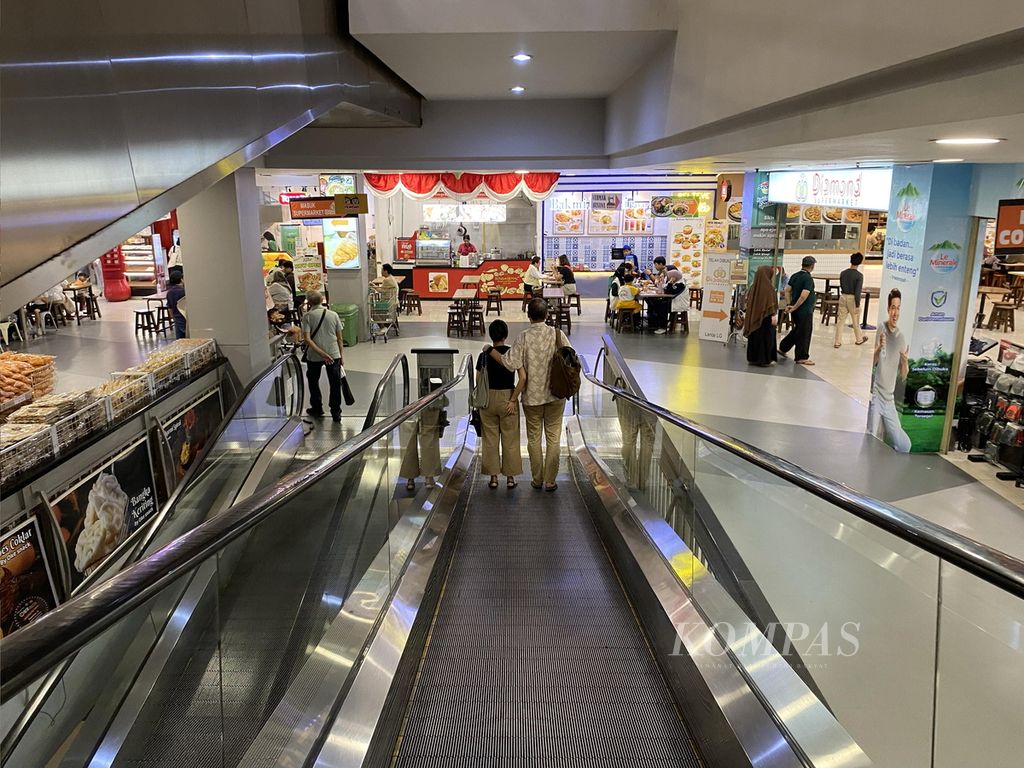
left=300, top=308, right=328, bottom=363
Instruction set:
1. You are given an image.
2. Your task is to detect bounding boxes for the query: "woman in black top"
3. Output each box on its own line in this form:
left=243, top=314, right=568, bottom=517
left=557, top=254, right=577, bottom=297
left=477, top=319, right=525, bottom=488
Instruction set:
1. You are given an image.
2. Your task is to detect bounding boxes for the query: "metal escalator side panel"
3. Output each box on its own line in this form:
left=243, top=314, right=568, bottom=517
left=567, top=421, right=870, bottom=768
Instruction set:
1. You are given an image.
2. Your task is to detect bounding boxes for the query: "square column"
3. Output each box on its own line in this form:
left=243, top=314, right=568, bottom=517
left=178, top=168, right=272, bottom=384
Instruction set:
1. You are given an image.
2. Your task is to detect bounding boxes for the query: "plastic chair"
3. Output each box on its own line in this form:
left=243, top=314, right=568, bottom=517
left=0, top=321, right=23, bottom=345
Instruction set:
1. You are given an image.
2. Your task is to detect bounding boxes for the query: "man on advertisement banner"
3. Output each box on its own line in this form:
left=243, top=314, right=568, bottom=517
left=868, top=289, right=912, bottom=453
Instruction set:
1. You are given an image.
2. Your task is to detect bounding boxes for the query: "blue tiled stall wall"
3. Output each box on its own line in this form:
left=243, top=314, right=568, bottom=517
left=543, top=236, right=667, bottom=270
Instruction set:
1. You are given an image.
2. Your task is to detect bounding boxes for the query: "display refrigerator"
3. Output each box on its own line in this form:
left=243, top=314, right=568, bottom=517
left=415, top=238, right=452, bottom=266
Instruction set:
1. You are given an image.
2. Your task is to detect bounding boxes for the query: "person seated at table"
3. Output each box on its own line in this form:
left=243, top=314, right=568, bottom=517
left=556, top=255, right=577, bottom=297
left=615, top=272, right=642, bottom=319
left=645, top=257, right=675, bottom=334
left=523, top=256, right=543, bottom=297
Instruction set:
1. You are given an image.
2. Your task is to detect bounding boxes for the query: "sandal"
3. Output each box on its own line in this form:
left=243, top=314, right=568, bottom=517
left=834, top=344, right=842, bottom=349
left=405, top=479, right=416, bottom=492
left=856, top=338, right=868, bottom=345
left=488, top=476, right=499, bottom=489
left=796, top=359, right=816, bottom=366
left=545, top=483, right=558, bottom=492
left=425, top=477, right=436, bottom=488
left=507, top=477, right=518, bottom=489
left=531, top=481, right=543, bottom=490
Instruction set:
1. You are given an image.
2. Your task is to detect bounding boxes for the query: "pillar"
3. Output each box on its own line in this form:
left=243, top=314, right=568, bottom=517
left=177, top=168, right=272, bottom=384
left=738, top=171, right=784, bottom=285
left=870, top=163, right=975, bottom=452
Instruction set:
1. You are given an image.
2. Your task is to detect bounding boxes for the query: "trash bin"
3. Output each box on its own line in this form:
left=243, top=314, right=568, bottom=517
left=331, top=303, right=360, bottom=347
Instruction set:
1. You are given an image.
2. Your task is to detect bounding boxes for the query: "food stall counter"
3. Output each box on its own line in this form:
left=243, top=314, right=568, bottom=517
left=412, top=260, right=532, bottom=299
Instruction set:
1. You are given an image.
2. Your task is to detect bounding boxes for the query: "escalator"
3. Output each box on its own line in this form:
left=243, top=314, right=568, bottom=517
left=3, top=340, right=1023, bottom=768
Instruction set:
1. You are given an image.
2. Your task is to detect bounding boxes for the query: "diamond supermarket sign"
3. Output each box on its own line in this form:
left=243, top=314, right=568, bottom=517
left=768, top=168, right=892, bottom=211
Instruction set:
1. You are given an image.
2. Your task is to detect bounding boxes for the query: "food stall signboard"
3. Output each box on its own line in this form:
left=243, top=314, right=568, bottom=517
left=323, top=218, right=360, bottom=270
left=289, top=197, right=336, bottom=219
left=1, top=514, right=61, bottom=636
left=700, top=250, right=734, bottom=343
left=669, top=220, right=705, bottom=288
left=590, top=193, right=622, bottom=210
left=293, top=248, right=325, bottom=294
left=994, top=198, right=1024, bottom=255
left=334, top=194, right=369, bottom=216
left=423, top=204, right=506, bottom=223
left=767, top=168, right=892, bottom=211
left=49, top=437, right=158, bottom=592
left=396, top=238, right=416, bottom=263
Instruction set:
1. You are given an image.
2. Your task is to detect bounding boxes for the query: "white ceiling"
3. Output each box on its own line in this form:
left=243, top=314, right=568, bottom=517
left=352, top=31, right=676, bottom=99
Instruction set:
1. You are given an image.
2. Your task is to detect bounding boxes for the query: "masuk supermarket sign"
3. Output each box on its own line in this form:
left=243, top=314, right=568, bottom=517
left=768, top=168, right=893, bottom=211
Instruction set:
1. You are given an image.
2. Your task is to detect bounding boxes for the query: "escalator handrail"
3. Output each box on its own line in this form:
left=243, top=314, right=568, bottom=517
left=582, top=343, right=1024, bottom=599
left=0, top=354, right=473, bottom=699
left=361, top=353, right=411, bottom=431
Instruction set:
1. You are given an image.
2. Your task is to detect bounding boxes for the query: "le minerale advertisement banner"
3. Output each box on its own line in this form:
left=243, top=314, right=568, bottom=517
left=49, top=437, right=158, bottom=591
left=160, top=389, right=223, bottom=492
left=1, top=514, right=61, bottom=637
left=871, top=164, right=971, bottom=452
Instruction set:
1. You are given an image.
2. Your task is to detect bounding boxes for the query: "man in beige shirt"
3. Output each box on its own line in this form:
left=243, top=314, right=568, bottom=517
left=487, top=299, right=572, bottom=491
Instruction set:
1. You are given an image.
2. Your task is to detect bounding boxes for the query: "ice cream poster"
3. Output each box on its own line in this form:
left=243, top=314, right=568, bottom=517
left=1, top=514, right=61, bottom=637
left=49, top=437, right=158, bottom=591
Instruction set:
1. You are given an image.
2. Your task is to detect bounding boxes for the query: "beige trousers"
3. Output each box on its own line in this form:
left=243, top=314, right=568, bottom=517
left=523, top=400, right=565, bottom=485
left=399, top=407, right=442, bottom=479
left=480, top=389, right=523, bottom=477
left=835, top=294, right=866, bottom=345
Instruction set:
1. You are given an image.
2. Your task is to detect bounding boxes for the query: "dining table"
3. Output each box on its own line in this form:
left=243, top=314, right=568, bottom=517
left=975, top=286, right=1012, bottom=328
left=813, top=273, right=843, bottom=295
left=541, top=287, right=565, bottom=304
left=860, top=286, right=880, bottom=330
left=62, top=284, right=96, bottom=324
left=451, top=287, right=478, bottom=306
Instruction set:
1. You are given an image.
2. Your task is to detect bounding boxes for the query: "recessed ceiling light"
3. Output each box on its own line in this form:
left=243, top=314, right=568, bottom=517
left=932, top=138, right=1004, bottom=145
left=511, top=53, right=532, bottom=63
left=934, top=158, right=964, bottom=163
left=510, top=85, right=525, bottom=94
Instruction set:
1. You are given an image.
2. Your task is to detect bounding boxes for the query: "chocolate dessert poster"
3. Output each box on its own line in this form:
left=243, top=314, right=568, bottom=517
left=1, top=515, right=61, bottom=637
left=50, top=438, right=157, bottom=591
left=160, top=389, right=222, bottom=492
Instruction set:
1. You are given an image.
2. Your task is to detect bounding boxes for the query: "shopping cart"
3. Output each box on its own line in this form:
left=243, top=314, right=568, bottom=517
left=369, top=288, right=399, bottom=343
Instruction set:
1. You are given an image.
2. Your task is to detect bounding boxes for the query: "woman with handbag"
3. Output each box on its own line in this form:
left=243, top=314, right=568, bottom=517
left=475, top=319, right=525, bottom=489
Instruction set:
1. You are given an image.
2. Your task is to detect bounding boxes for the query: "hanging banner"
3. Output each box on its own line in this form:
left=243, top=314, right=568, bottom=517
left=1, top=513, right=61, bottom=636
left=700, top=250, right=734, bottom=342
left=870, top=164, right=972, bottom=453
left=670, top=219, right=706, bottom=288
left=49, top=437, right=158, bottom=591
left=159, top=389, right=223, bottom=493
left=294, top=247, right=326, bottom=295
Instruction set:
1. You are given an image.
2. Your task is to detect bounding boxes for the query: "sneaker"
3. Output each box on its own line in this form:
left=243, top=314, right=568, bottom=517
left=306, top=408, right=324, bottom=417
left=653, top=328, right=667, bottom=335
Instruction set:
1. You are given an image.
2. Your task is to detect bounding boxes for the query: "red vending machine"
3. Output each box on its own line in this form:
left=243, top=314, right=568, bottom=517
left=101, top=246, right=132, bottom=301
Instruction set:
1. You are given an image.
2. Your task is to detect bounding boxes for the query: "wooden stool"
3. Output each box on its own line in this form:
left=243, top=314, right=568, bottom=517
left=446, top=307, right=465, bottom=337
left=988, top=303, right=1016, bottom=332
left=690, top=288, right=703, bottom=311
left=521, top=286, right=534, bottom=312
left=615, top=309, right=638, bottom=333
left=134, top=309, right=158, bottom=336
left=669, top=310, right=689, bottom=334
left=547, top=304, right=571, bottom=334
left=87, top=294, right=102, bottom=319
left=399, top=289, right=411, bottom=313
left=778, top=309, right=793, bottom=331
left=154, top=304, right=174, bottom=331
left=485, top=289, right=502, bottom=316
left=566, top=292, right=582, bottom=316
left=405, top=292, right=422, bottom=316
left=466, top=308, right=486, bottom=336
left=821, top=291, right=840, bottom=325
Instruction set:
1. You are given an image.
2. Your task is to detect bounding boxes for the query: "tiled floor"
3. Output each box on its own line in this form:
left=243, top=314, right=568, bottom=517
left=14, top=293, right=1022, bottom=557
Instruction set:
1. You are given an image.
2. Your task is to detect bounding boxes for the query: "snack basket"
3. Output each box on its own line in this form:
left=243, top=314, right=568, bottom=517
left=129, top=355, right=188, bottom=394
left=0, top=391, right=33, bottom=424
left=181, top=339, right=217, bottom=374
left=0, top=424, right=56, bottom=485
left=101, top=373, right=155, bottom=421
left=52, top=397, right=110, bottom=453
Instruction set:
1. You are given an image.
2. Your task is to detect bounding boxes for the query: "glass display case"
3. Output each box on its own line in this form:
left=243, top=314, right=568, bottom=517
left=415, top=238, right=452, bottom=266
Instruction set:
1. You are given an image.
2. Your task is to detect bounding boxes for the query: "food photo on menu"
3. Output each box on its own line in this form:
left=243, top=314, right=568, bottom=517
left=50, top=439, right=158, bottom=589
left=1, top=514, right=61, bottom=637
left=161, top=391, right=222, bottom=486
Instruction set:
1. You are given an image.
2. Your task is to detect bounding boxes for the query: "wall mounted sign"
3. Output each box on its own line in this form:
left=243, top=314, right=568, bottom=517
left=995, top=198, right=1024, bottom=255
left=768, top=168, right=893, bottom=211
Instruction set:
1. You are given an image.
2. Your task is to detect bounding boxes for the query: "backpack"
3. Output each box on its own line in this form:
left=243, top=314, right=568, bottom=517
left=610, top=279, right=620, bottom=297
left=470, top=353, right=490, bottom=409
left=548, top=329, right=581, bottom=399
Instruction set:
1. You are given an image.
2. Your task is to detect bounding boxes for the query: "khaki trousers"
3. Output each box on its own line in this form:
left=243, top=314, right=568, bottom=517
left=835, top=294, right=866, bottom=345
left=399, top=407, right=442, bottom=479
left=480, top=389, right=523, bottom=477
left=522, top=400, right=565, bottom=485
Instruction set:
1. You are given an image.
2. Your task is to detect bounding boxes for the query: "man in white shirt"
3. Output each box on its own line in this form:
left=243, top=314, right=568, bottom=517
left=868, top=289, right=912, bottom=453
left=487, top=299, right=572, bottom=491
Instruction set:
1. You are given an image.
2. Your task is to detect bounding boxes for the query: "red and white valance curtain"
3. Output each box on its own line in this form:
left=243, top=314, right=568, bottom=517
left=364, top=172, right=560, bottom=202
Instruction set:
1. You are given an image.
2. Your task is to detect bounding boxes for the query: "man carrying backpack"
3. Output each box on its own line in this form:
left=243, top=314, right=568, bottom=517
left=486, top=298, right=579, bottom=492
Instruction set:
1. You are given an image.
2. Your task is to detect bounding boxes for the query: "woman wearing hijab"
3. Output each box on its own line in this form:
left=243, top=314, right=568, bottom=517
left=743, top=265, right=779, bottom=366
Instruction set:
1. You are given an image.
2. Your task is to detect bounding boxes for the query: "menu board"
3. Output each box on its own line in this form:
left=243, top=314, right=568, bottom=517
left=726, top=200, right=743, bottom=223
left=552, top=207, right=585, bottom=234
left=50, top=438, right=158, bottom=591
left=700, top=250, right=734, bottom=343
left=293, top=248, right=325, bottom=294
left=623, top=201, right=653, bottom=234
left=669, top=219, right=706, bottom=288
left=588, top=208, right=621, bottom=235
left=1, top=514, right=61, bottom=637
left=160, top=389, right=223, bottom=491
left=396, top=238, right=416, bottom=262
left=322, top=218, right=360, bottom=270
left=704, top=220, right=729, bottom=252
left=651, top=193, right=711, bottom=218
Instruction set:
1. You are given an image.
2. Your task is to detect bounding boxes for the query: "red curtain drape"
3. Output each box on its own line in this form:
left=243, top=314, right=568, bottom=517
left=363, top=172, right=559, bottom=201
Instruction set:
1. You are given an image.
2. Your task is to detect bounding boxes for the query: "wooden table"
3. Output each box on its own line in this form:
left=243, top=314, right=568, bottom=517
left=459, top=275, right=481, bottom=287
left=976, top=286, right=1012, bottom=328
left=63, top=285, right=96, bottom=324
left=451, top=288, right=478, bottom=304
left=813, top=273, right=843, bottom=295
left=860, top=286, right=880, bottom=330
left=542, top=287, right=564, bottom=304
